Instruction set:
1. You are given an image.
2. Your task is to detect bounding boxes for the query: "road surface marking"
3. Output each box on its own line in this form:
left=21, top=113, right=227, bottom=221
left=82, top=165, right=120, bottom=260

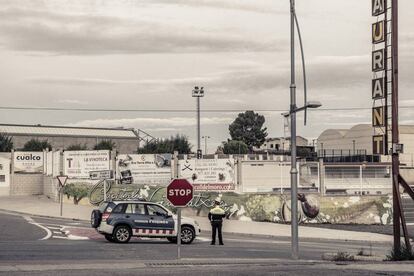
left=48, top=226, right=62, bottom=230
left=23, top=216, right=52, bottom=240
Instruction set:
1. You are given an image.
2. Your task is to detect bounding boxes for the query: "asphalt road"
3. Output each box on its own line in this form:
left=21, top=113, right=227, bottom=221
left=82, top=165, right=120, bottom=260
left=0, top=211, right=407, bottom=275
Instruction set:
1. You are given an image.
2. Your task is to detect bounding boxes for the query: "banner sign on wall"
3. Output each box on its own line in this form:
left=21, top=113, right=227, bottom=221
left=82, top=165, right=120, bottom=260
left=178, top=158, right=236, bottom=191
left=0, top=158, right=10, bottom=187
left=14, top=152, right=44, bottom=173
left=64, top=150, right=110, bottom=179
left=116, top=154, right=172, bottom=185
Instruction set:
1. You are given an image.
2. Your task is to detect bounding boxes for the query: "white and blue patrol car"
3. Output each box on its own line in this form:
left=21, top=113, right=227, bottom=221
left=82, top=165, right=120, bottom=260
left=91, top=201, right=201, bottom=244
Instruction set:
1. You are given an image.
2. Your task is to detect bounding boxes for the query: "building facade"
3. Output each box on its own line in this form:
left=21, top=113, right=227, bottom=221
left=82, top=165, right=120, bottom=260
left=257, top=136, right=309, bottom=152
left=0, top=124, right=150, bottom=154
left=317, top=124, right=414, bottom=166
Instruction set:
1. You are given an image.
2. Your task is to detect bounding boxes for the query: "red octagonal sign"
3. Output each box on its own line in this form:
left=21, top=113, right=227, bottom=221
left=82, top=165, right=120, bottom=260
left=167, top=179, right=194, bottom=207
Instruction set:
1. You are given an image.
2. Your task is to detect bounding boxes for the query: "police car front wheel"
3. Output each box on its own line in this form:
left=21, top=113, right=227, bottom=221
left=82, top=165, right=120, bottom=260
left=180, top=226, right=195, bottom=244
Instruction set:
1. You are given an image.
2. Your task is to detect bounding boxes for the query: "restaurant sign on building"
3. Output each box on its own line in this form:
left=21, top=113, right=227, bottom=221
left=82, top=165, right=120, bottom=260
left=371, top=0, right=388, bottom=155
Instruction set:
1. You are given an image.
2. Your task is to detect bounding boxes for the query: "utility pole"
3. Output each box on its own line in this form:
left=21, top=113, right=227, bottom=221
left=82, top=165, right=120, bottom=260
left=192, top=86, right=204, bottom=159
left=391, top=0, right=401, bottom=254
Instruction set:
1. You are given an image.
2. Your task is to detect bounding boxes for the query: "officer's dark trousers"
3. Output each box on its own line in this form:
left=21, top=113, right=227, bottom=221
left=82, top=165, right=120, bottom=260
left=211, top=221, right=223, bottom=244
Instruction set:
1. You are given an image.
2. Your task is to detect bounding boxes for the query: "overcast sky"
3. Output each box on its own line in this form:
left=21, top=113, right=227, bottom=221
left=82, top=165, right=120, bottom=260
left=0, top=0, right=413, bottom=152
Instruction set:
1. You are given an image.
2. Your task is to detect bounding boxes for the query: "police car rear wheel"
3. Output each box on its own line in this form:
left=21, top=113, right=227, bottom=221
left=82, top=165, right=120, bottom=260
left=104, top=234, right=115, bottom=242
left=180, top=226, right=195, bottom=244
left=90, top=210, right=101, bottom=228
left=113, top=225, right=132, bottom=243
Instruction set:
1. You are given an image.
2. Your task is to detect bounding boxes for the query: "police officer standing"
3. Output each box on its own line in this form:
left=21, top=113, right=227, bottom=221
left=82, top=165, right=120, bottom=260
left=208, top=200, right=225, bottom=245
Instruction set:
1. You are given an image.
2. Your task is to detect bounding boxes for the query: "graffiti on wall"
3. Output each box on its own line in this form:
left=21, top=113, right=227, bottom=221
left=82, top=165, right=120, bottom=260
left=85, top=181, right=393, bottom=225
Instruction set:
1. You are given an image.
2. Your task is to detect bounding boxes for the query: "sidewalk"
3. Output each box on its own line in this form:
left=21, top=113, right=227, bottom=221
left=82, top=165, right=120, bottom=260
left=0, top=195, right=393, bottom=243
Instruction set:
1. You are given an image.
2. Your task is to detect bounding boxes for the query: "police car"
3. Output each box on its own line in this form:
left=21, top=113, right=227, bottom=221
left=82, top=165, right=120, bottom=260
left=91, top=201, right=201, bottom=244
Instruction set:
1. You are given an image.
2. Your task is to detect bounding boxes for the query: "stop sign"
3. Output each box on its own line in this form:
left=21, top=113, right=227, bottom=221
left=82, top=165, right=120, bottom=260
left=167, top=179, right=194, bottom=207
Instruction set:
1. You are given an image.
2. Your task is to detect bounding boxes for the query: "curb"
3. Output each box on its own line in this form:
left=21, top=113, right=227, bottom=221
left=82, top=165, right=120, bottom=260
left=0, top=208, right=88, bottom=222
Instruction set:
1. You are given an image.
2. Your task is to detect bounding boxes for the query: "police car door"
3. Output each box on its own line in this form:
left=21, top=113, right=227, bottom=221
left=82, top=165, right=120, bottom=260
left=145, top=204, right=174, bottom=235
left=125, top=203, right=149, bottom=236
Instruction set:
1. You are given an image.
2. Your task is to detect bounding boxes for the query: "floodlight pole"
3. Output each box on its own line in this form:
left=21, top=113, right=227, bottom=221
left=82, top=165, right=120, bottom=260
left=192, top=86, right=204, bottom=159
left=197, top=96, right=201, bottom=154
left=289, top=0, right=299, bottom=260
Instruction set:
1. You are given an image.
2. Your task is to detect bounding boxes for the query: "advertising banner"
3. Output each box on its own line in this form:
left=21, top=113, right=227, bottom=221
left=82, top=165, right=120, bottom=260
left=178, top=158, right=236, bottom=191
left=14, top=151, right=44, bottom=173
left=116, top=154, right=172, bottom=185
left=0, top=158, right=10, bottom=187
left=64, top=150, right=110, bottom=179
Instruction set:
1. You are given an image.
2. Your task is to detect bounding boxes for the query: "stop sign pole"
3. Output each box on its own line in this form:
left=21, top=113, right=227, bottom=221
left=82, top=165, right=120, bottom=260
left=167, top=179, right=194, bottom=260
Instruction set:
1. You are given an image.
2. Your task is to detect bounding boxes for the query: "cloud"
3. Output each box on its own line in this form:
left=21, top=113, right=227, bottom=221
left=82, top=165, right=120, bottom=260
left=55, top=99, right=88, bottom=105
left=67, top=116, right=233, bottom=129
left=142, top=0, right=283, bottom=14
left=0, top=6, right=283, bottom=54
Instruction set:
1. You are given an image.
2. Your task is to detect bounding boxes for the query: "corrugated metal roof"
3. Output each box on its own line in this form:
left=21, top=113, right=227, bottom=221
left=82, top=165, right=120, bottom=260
left=0, top=124, right=138, bottom=139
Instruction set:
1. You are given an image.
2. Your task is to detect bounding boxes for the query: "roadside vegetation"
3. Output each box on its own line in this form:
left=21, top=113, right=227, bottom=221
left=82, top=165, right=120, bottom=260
left=219, top=140, right=249, bottom=154
left=386, top=244, right=414, bottom=261
left=66, top=144, right=88, bottom=150
left=0, top=133, right=13, bottom=152
left=63, top=183, right=90, bottom=205
left=331, top=251, right=355, bottom=262
left=138, top=134, right=192, bottom=154
left=22, top=139, right=52, bottom=151
left=94, top=140, right=115, bottom=150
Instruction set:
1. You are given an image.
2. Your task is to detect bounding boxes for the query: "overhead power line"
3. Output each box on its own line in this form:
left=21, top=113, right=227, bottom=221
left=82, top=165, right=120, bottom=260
left=0, top=105, right=413, bottom=113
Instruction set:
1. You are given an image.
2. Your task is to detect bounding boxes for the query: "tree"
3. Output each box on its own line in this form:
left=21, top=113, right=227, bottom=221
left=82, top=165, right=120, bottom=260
left=22, top=139, right=52, bottom=151
left=66, top=144, right=88, bottom=151
left=94, top=140, right=115, bottom=150
left=63, top=183, right=89, bottom=205
left=138, top=134, right=192, bottom=154
left=228, top=111, right=268, bottom=150
left=221, top=140, right=248, bottom=154
left=0, top=133, right=13, bottom=152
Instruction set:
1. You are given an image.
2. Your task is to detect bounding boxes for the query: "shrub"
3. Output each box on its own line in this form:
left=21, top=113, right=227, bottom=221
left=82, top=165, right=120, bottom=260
left=386, top=244, right=414, bottom=261
left=66, top=144, right=88, bottom=151
left=332, top=252, right=355, bottom=262
left=94, top=140, right=115, bottom=151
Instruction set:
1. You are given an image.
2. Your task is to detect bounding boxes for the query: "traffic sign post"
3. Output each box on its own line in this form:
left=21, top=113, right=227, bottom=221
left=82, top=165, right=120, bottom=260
left=57, top=175, right=68, bottom=216
left=166, top=179, right=194, bottom=260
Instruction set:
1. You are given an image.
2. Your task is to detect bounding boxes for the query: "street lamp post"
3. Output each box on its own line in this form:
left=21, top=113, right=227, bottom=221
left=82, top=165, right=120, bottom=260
left=202, top=136, right=210, bottom=155
left=287, top=0, right=321, bottom=260
left=192, top=86, right=204, bottom=159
